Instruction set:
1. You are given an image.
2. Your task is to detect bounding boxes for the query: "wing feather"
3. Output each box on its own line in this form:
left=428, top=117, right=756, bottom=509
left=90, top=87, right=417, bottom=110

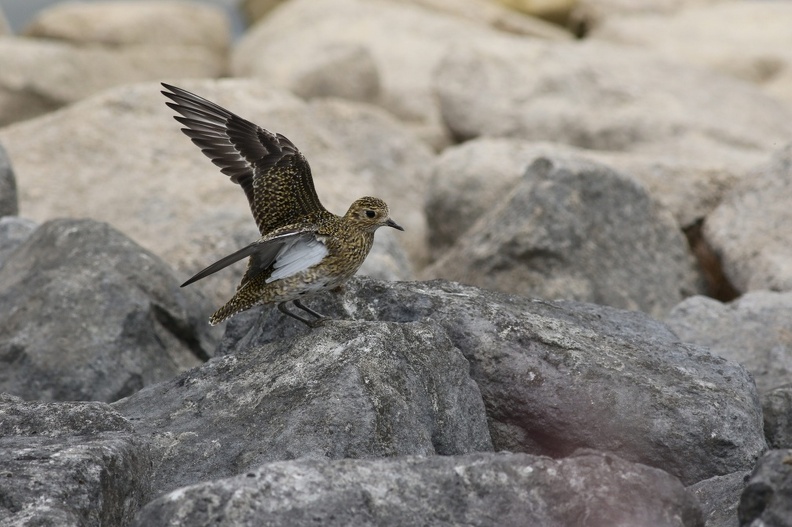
left=162, top=83, right=328, bottom=235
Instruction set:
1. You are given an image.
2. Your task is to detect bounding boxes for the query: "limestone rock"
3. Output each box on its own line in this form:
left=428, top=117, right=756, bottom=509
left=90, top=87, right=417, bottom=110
left=0, top=394, right=151, bottom=526
left=434, top=38, right=792, bottom=158
left=0, top=218, right=215, bottom=402
left=220, top=277, right=766, bottom=486
left=666, top=291, right=792, bottom=394
left=113, top=320, right=492, bottom=495
left=424, top=155, right=701, bottom=318
left=739, top=449, right=792, bottom=527
left=132, top=451, right=703, bottom=527
left=704, top=145, right=792, bottom=293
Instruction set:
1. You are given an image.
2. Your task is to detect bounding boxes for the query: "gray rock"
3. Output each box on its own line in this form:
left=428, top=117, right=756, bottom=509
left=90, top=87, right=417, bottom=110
left=23, top=1, right=230, bottom=55
left=113, top=320, right=492, bottom=496
left=590, top=2, right=792, bottom=109
left=688, top=470, right=749, bottom=527
left=0, top=216, right=36, bottom=267
left=424, top=138, right=755, bottom=258
left=424, top=155, right=702, bottom=318
left=705, top=145, right=792, bottom=293
left=132, top=451, right=703, bottom=527
left=232, top=0, right=519, bottom=148
left=0, top=142, right=16, bottom=217
left=763, top=384, right=792, bottom=449
left=434, top=38, right=792, bottom=158
left=666, top=291, right=792, bottom=394
left=0, top=218, right=215, bottom=402
left=738, top=449, right=792, bottom=527
left=0, top=36, right=225, bottom=127
left=219, top=277, right=766, bottom=486
left=0, top=394, right=151, bottom=526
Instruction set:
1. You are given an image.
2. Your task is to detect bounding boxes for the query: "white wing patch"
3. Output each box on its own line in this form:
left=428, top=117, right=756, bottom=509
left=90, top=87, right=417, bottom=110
left=266, top=235, right=329, bottom=283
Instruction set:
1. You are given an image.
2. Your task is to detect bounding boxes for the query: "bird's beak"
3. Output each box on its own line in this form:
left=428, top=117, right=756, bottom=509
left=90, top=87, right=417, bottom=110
left=386, top=218, right=404, bottom=231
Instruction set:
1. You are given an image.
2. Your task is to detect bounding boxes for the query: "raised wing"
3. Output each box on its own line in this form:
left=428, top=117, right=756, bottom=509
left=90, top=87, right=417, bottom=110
left=161, top=83, right=327, bottom=234
left=181, top=230, right=328, bottom=288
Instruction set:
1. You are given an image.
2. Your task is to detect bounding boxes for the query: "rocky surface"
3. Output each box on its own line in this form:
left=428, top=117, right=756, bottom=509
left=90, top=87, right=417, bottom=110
left=590, top=2, right=792, bottom=108
left=705, top=146, right=792, bottom=293
left=0, top=142, right=16, bottom=217
left=113, top=319, right=492, bottom=495
left=0, top=394, right=151, bottom=526
left=763, top=384, right=792, bottom=450
left=739, top=449, right=792, bottom=527
left=219, top=278, right=766, bottom=487
left=688, top=470, right=748, bottom=527
left=132, top=451, right=703, bottom=527
left=0, top=218, right=215, bottom=402
left=434, top=37, right=792, bottom=159
left=2, top=0, right=791, bottom=525
left=666, top=291, right=792, bottom=395
left=423, top=155, right=701, bottom=318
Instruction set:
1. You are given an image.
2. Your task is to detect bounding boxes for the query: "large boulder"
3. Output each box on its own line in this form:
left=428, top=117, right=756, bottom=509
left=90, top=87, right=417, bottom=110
left=666, top=291, right=792, bottom=394
left=434, top=37, right=792, bottom=159
left=739, top=449, right=792, bottom=527
left=233, top=0, right=569, bottom=148
left=113, top=320, right=492, bottom=495
left=219, top=277, right=766, bottom=486
left=590, top=2, right=792, bottom=108
left=704, top=145, right=792, bottom=293
left=0, top=393, right=151, bottom=526
left=0, top=36, right=225, bottom=127
left=0, top=141, right=17, bottom=216
left=131, top=451, right=703, bottom=527
left=762, top=384, right=792, bottom=450
left=0, top=218, right=214, bottom=402
left=424, top=155, right=701, bottom=318
left=0, top=80, right=428, bottom=306
left=424, top=138, right=754, bottom=256
left=23, top=0, right=229, bottom=55
left=687, top=470, right=749, bottom=527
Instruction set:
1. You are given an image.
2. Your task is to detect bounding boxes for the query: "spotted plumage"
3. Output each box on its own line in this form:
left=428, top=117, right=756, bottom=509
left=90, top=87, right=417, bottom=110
left=162, top=83, right=403, bottom=326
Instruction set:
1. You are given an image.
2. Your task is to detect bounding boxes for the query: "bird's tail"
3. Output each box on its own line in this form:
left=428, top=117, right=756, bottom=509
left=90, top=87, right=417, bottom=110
left=208, top=287, right=261, bottom=326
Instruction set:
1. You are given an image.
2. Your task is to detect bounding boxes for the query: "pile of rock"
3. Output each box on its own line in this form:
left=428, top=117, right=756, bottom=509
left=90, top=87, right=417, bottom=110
left=2, top=0, right=792, bottom=525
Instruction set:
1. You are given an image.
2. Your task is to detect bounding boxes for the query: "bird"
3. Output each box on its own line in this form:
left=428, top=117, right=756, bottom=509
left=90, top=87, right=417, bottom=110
left=161, top=83, right=404, bottom=327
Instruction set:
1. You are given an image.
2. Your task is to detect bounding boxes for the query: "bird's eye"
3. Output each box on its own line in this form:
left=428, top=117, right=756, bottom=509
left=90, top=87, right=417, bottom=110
left=365, top=210, right=376, bottom=218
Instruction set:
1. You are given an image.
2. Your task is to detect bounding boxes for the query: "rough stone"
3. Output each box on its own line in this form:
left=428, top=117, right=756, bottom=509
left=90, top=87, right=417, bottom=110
left=0, top=394, right=151, bottom=527
left=0, top=216, right=36, bottom=268
left=688, top=470, right=749, bottom=527
left=666, top=291, right=792, bottom=394
left=424, top=138, right=754, bottom=258
left=591, top=2, right=792, bottom=108
left=132, top=451, right=703, bottom=527
left=0, top=141, right=17, bottom=216
left=232, top=0, right=536, bottom=148
left=23, top=0, right=230, bottom=55
left=0, top=218, right=215, bottom=402
left=763, top=384, right=792, bottom=450
left=113, top=320, right=492, bottom=496
left=219, top=277, right=767, bottom=486
left=434, top=37, right=792, bottom=159
left=704, top=145, right=792, bottom=293
left=0, top=36, right=225, bottom=127
left=738, top=449, right=792, bottom=527
left=424, top=155, right=701, bottom=318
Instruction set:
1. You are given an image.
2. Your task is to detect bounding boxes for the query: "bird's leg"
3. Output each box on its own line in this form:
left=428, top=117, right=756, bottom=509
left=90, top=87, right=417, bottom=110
left=277, top=300, right=328, bottom=328
left=293, top=299, right=326, bottom=319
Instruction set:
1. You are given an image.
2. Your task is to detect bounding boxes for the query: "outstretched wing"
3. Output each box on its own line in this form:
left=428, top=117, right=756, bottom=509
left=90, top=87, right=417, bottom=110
left=161, top=83, right=327, bottom=234
left=181, top=230, right=328, bottom=288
